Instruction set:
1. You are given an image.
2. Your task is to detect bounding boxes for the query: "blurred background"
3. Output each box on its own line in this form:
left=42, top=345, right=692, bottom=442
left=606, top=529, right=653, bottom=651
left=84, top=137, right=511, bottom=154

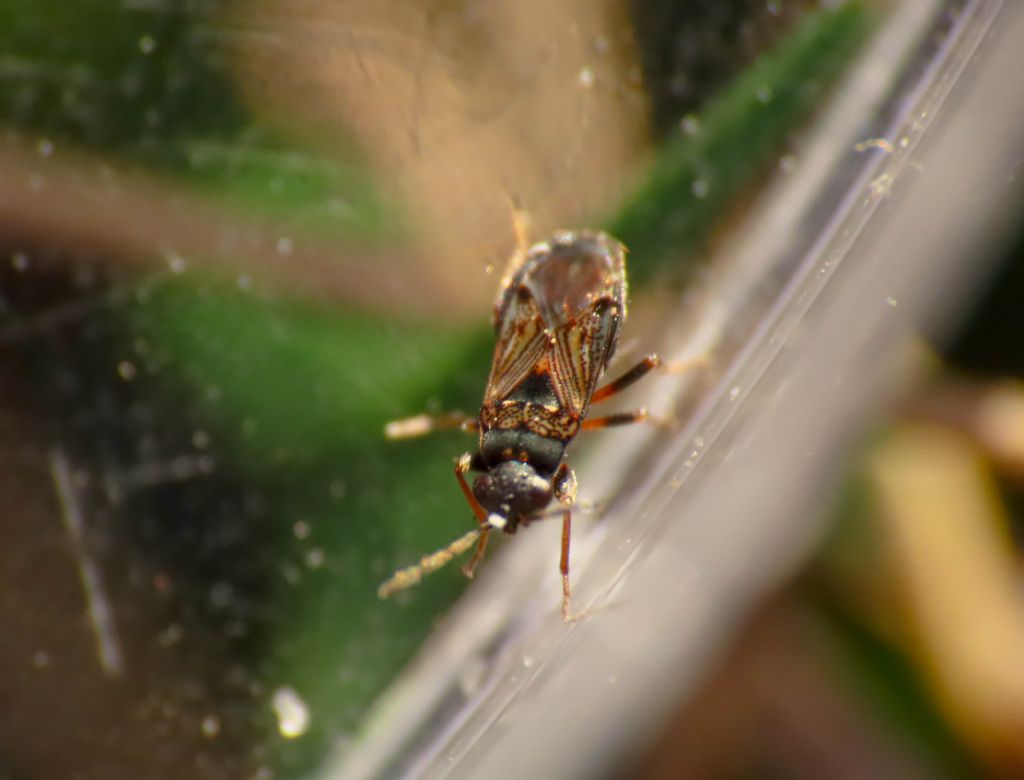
left=1, top=0, right=1023, bottom=778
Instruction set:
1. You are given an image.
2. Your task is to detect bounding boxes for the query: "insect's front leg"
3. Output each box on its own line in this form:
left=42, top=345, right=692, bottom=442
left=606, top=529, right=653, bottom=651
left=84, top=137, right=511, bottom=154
left=461, top=530, right=491, bottom=579
left=553, top=463, right=577, bottom=506
left=553, top=463, right=578, bottom=622
left=454, top=452, right=489, bottom=525
left=384, top=411, right=479, bottom=440
left=454, top=452, right=492, bottom=578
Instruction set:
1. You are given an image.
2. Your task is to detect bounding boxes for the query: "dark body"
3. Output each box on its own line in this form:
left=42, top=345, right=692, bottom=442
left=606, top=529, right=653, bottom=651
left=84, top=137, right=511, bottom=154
left=468, top=230, right=626, bottom=532
left=379, top=228, right=661, bottom=619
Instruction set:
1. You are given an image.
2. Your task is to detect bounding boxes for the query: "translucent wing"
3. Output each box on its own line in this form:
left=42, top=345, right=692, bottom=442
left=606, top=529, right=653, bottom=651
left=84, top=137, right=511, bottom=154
left=548, top=297, right=621, bottom=415
left=483, top=287, right=551, bottom=404
left=484, top=231, right=626, bottom=415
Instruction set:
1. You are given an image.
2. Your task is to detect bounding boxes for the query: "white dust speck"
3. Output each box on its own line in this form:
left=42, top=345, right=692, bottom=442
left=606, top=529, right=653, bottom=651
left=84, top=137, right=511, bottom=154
left=458, top=656, right=488, bottom=697
left=273, top=686, right=310, bottom=739
left=158, top=623, right=184, bottom=647
left=210, top=582, right=233, bottom=609
left=201, top=714, right=221, bottom=738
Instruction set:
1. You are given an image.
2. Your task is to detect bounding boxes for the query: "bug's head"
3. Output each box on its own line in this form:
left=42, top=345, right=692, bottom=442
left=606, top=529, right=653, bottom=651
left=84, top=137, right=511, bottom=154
left=472, top=461, right=552, bottom=529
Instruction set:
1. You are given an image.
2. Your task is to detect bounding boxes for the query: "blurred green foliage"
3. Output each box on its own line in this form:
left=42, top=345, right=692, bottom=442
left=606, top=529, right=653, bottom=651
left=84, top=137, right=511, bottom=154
left=1, top=0, right=883, bottom=774
left=608, top=1, right=875, bottom=283
left=124, top=2, right=879, bottom=774
left=0, top=0, right=393, bottom=238
left=815, top=591, right=980, bottom=780
left=128, top=282, right=494, bottom=773
left=0, top=0, right=244, bottom=152
left=807, top=212, right=1024, bottom=777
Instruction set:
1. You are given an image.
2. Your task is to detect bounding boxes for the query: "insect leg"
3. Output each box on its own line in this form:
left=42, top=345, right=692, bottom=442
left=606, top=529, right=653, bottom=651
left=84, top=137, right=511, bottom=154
left=560, top=508, right=574, bottom=622
left=384, top=412, right=478, bottom=440
left=553, top=463, right=578, bottom=622
left=591, top=353, right=708, bottom=405
left=591, top=355, right=662, bottom=404
left=461, top=528, right=491, bottom=579
left=454, top=452, right=490, bottom=524
left=581, top=410, right=650, bottom=430
left=492, top=197, right=532, bottom=324
left=510, top=197, right=531, bottom=257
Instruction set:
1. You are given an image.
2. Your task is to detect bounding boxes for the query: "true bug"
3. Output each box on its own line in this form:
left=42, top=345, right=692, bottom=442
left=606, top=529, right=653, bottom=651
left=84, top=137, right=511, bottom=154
left=380, top=227, right=668, bottom=621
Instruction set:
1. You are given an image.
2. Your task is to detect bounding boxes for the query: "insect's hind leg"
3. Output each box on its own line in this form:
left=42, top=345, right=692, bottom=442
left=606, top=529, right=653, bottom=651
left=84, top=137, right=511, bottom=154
left=510, top=198, right=531, bottom=257
left=585, top=353, right=709, bottom=432
left=384, top=411, right=478, bottom=440
left=590, top=354, right=663, bottom=405
left=591, top=353, right=707, bottom=406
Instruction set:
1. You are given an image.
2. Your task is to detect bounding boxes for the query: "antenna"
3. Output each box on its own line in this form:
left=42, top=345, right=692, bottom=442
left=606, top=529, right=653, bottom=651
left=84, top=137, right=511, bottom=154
left=378, top=527, right=486, bottom=599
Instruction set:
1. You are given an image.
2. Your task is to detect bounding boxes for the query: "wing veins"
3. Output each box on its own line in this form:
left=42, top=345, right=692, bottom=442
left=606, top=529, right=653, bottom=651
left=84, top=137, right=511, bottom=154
left=484, top=291, right=550, bottom=404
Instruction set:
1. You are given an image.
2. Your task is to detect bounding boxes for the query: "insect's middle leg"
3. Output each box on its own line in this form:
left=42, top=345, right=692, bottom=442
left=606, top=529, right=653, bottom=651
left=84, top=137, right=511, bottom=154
left=384, top=411, right=478, bottom=440
left=581, top=410, right=650, bottom=431
left=585, top=353, right=708, bottom=432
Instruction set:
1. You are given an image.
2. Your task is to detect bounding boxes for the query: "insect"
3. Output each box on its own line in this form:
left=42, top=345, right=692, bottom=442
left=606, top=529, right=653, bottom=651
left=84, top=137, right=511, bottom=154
left=379, top=227, right=669, bottom=621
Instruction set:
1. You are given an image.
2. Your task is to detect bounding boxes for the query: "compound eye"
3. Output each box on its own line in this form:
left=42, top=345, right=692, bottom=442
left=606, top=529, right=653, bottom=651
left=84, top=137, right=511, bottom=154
left=512, top=473, right=552, bottom=516
left=472, top=474, right=499, bottom=511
